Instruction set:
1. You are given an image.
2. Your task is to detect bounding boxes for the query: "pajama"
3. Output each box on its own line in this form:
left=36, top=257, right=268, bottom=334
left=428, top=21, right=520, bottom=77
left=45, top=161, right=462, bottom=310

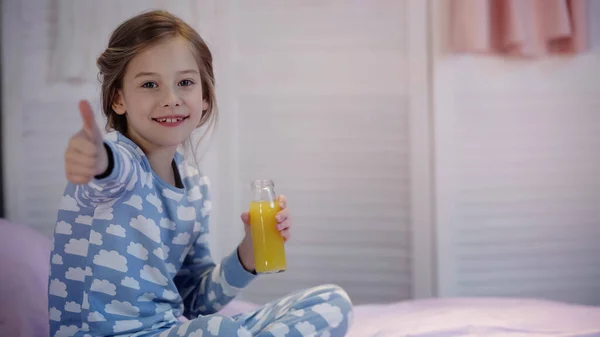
left=148, top=284, right=353, bottom=337
left=48, top=131, right=352, bottom=337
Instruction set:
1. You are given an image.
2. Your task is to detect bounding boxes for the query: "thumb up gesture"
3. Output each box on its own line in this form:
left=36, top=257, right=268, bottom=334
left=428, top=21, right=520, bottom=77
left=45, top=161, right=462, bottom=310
left=64, top=100, right=109, bottom=184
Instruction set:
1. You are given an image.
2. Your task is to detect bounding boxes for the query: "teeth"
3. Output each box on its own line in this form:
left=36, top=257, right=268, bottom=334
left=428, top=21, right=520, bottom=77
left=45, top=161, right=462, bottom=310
left=155, top=117, right=184, bottom=123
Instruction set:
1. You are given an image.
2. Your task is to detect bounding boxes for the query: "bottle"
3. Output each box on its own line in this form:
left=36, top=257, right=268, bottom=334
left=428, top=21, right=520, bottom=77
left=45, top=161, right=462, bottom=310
left=249, top=179, right=287, bottom=273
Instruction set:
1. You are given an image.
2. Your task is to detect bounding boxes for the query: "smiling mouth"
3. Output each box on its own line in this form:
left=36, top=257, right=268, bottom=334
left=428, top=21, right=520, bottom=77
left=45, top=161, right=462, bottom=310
left=151, top=116, right=189, bottom=125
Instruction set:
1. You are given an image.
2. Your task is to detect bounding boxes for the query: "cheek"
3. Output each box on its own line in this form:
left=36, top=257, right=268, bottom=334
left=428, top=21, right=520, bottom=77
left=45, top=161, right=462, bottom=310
left=125, top=95, right=155, bottom=119
left=183, top=93, right=206, bottom=114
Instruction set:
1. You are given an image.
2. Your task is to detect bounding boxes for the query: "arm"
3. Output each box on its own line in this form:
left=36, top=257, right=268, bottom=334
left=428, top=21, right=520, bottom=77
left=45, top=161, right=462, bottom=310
left=73, top=141, right=138, bottom=205
left=174, top=231, right=257, bottom=318
left=65, top=100, right=138, bottom=205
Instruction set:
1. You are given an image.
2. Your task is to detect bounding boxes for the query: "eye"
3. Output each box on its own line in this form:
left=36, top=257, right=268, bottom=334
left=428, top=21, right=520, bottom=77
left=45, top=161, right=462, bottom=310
left=141, top=81, right=158, bottom=89
left=179, top=79, right=195, bottom=87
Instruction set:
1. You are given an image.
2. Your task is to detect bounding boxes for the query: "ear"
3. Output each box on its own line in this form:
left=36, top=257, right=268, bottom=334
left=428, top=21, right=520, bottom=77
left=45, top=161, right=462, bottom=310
left=202, top=99, right=209, bottom=113
left=112, top=91, right=127, bottom=115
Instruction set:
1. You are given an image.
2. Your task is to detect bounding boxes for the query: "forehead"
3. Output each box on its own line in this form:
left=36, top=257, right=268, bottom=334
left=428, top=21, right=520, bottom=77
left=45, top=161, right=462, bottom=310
left=125, top=36, right=199, bottom=76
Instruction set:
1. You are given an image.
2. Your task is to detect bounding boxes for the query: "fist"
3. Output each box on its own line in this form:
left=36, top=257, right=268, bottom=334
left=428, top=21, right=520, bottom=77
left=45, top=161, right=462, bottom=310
left=64, top=100, right=108, bottom=184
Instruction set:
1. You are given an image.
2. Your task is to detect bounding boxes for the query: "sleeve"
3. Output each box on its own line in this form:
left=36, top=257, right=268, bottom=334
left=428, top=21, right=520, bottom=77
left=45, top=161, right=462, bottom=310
left=73, top=140, right=139, bottom=206
left=174, top=231, right=257, bottom=318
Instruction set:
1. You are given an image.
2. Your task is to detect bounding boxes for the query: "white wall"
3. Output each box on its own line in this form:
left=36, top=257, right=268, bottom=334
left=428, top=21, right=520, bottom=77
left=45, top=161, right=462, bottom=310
left=432, top=0, right=600, bottom=305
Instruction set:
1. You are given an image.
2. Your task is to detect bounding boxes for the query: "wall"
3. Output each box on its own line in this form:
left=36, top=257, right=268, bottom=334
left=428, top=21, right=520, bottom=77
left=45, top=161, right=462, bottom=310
left=2, top=0, right=430, bottom=305
left=432, top=0, right=600, bottom=305
left=6, top=0, right=599, bottom=307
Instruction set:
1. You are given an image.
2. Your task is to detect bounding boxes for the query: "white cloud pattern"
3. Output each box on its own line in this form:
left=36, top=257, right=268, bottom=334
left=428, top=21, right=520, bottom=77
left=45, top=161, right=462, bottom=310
left=187, top=186, right=202, bottom=202
left=49, top=307, right=62, bottom=321
left=64, top=238, right=89, bottom=256
left=127, top=242, right=149, bottom=260
left=130, top=215, right=161, bottom=243
left=55, top=325, right=78, bottom=337
left=294, top=322, right=316, bottom=337
left=106, top=224, right=126, bottom=237
left=312, top=303, right=344, bottom=328
left=140, top=265, right=169, bottom=286
left=93, top=249, right=128, bottom=272
left=268, top=323, right=289, bottom=337
left=113, top=320, right=143, bottom=333
left=124, top=195, right=143, bottom=210
left=137, top=292, right=156, bottom=302
left=121, top=277, right=140, bottom=290
left=65, top=267, right=86, bottom=282
left=52, top=254, right=63, bottom=265
left=55, top=221, right=72, bottom=235
left=74, top=215, right=92, bottom=225
left=201, top=200, right=212, bottom=217
left=146, top=193, right=163, bottom=213
left=88, top=311, right=106, bottom=322
left=189, top=331, right=204, bottom=337
left=49, top=279, right=67, bottom=298
left=196, top=234, right=208, bottom=245
left=193, top=222, right=202, bottom=232
left=172, top=232, right=191, bottom=245
left=177, top=321, right=192, bottom=336
left=166, top=263, right=177, bottom=274
left=153, top=247, right=167, bottom=260
left=65, top=301, right=81, bottom=313
left=90, top=230, right=103, bottom=245
left=105, top=300, right=140, bottom=317
left=207, top=316, right=223, bottom=335
left=90, top=279, right=117, bottom=296
left=177, top=206, right=196, bottom=221
left=140, top=170, right=153, bottom=189
left=160, top=218, right=176, bottom=230
left=163, top=289, right=179, bottom=301
left=60, top=195, right=80, bottom=212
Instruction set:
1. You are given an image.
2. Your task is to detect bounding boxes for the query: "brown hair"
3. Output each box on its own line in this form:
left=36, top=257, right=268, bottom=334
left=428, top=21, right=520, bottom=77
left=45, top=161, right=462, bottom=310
left=96, top=10, right=217, bottom=140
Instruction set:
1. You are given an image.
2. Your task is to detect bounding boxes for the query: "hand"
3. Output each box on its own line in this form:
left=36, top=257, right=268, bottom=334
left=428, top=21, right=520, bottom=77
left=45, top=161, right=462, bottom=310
left=64, top=100, right=109, bottom=184
left=238, top=195, right=292, bottom=272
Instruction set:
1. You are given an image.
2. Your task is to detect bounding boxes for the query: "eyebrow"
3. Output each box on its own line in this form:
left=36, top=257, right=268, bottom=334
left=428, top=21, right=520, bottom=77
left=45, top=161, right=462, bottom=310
left=133, top=69, right=199, bottom=79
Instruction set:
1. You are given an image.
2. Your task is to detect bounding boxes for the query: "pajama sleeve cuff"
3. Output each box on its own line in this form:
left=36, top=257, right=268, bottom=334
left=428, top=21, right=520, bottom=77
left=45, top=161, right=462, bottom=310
left=221, top=248, right=257, bottom=289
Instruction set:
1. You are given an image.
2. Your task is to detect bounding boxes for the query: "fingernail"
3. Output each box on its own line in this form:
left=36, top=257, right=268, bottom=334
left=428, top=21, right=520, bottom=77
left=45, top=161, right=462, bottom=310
left=276, top=215, right=282, bottom=222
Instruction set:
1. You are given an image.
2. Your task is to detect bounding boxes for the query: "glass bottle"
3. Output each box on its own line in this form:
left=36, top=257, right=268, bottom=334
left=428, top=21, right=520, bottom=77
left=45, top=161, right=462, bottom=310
left=249, top=179, right=287, bottom=273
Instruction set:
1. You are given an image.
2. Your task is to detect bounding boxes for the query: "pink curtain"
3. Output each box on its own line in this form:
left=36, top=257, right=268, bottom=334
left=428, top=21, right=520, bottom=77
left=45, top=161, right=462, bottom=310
left=449, top=0, right=589, bottom=56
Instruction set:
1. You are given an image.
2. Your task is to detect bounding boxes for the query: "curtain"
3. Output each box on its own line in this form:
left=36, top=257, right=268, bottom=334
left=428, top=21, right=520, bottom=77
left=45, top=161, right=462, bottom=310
left=448, top=0, right=589, bottom=56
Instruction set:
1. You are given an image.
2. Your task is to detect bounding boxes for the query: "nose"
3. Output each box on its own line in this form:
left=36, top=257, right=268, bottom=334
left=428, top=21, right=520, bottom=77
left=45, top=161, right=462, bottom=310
left=162, top=87, right=182, bottom=107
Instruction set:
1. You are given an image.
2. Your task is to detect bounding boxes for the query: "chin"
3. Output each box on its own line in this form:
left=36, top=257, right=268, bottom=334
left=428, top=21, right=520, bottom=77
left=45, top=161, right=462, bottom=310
left=144, top=133, right=188, bottom=149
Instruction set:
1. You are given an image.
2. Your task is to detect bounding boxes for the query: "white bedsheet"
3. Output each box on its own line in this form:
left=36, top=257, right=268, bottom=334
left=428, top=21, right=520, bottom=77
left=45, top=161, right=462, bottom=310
left=221, top=297, right=600, bottom=337
left=346, top=298, right=600, bottom=337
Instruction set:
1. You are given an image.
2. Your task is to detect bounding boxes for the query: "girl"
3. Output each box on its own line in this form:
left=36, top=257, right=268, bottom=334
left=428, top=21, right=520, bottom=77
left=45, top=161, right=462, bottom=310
left=48, top=9, right=353, bottom=337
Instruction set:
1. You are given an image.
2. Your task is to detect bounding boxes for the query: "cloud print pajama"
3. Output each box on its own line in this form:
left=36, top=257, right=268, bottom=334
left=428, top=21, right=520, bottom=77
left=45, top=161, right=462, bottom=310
left=48, top=132, right=353, bottom=337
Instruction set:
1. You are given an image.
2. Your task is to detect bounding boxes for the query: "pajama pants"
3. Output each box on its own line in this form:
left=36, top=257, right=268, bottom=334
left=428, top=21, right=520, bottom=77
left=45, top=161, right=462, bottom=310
left=149, top=284, right=353, bottom=337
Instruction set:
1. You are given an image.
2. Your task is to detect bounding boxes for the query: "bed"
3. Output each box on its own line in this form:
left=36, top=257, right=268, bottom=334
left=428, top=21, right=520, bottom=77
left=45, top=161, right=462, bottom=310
left=2, top=220, right=600, bottom=337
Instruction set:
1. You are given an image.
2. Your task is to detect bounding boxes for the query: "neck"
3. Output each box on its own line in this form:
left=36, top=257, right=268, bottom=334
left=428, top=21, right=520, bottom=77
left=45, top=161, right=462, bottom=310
left=146, top=147, right=178, bottom=186
left=126, top=131, right=179, bottom=187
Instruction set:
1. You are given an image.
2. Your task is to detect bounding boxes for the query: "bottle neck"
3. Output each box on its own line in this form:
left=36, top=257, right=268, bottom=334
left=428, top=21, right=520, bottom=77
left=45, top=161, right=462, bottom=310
left=251, top=180, right=276, bottom=202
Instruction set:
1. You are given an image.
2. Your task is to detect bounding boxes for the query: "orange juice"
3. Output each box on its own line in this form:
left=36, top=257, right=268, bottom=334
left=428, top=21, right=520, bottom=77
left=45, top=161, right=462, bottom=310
left=249, top=200, right=287, bottom=273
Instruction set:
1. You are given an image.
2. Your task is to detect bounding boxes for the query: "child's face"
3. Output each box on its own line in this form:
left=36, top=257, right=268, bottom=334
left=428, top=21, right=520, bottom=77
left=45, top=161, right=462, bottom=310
left=115, top=36, right=208, bottom=152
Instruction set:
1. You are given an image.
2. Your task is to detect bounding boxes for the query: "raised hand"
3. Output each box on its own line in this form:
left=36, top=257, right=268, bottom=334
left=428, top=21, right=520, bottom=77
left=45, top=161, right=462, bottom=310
left=64, top=100, right=109, bottom=184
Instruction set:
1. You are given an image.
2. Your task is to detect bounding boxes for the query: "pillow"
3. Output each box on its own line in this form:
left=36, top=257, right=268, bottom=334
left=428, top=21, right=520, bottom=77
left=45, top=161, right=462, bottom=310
left=0, top=219, right=51, bottom=337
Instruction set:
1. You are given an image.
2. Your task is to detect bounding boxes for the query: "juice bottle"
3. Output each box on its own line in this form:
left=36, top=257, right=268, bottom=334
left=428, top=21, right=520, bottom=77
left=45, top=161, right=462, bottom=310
left=249, top=179, right=287, bottom=273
